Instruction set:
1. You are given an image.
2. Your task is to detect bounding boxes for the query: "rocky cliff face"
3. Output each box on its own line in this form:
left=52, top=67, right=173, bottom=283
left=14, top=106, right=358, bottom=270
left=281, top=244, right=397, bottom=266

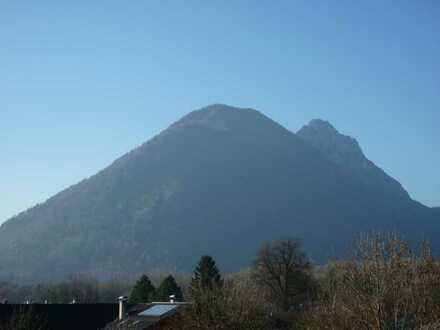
left=297, top=119, right=410, bottom=201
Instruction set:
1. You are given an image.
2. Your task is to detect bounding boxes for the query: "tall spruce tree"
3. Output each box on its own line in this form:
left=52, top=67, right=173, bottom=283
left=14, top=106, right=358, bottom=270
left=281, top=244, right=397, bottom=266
left=155, top=275, right=183, bottom=301
left=191, top=255, right=222, bottom=291
left=129, top=274, right=156, bottom=304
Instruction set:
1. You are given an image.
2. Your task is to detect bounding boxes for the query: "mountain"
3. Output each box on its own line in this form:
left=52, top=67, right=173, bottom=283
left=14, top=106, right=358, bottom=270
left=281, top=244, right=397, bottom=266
left=0, top=105, right=438, bottom=283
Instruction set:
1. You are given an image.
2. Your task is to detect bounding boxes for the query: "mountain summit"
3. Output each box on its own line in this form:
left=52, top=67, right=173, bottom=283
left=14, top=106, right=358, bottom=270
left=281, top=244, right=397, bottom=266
left=297, top=119, right=409, bottom=201
left=0, top=105, right=437, bottom=283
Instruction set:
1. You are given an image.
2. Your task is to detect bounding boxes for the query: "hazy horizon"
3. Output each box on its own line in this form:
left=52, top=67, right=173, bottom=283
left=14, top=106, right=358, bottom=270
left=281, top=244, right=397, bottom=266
left=1, top=1, right=439, bottom=224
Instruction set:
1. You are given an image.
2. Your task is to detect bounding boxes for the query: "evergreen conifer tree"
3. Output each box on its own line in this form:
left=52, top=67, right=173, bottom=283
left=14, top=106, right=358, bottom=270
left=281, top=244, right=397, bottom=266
left=191, top=255, right=222, bottom=292
left=129, top=274, right=156, bottom=304
left=155, top=275, right=183, bottom=301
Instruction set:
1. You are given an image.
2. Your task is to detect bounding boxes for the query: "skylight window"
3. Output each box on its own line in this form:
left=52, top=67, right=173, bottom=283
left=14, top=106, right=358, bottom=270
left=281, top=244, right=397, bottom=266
left=138, top=304, right=178, bottom=317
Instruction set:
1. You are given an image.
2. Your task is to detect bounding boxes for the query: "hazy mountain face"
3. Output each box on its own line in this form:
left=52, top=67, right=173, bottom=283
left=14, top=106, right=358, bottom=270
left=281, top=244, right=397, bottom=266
left=297, top=119, right=410, bottom=202
left=0, top=105, right=437, bottom=283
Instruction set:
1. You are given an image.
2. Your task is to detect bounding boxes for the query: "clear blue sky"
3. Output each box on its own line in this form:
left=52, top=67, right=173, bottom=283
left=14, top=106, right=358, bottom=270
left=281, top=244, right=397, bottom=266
left=1, top=1, right=439, bottom=223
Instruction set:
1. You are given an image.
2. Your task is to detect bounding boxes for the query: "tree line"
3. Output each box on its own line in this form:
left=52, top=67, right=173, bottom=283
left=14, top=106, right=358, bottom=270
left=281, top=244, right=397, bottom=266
left=157, top=234, right=440, bottom=329
left=3, top=233, right=440, bottom=329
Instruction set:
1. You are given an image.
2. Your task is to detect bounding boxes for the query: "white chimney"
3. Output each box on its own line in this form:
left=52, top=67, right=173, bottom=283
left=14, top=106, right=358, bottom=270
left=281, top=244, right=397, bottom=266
left=118, top=296, right=128, bottom=320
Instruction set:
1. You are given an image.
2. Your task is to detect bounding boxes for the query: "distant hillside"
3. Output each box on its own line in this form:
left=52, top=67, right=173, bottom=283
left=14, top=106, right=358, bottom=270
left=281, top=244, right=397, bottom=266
left=0, top=105, right=438, bottom=283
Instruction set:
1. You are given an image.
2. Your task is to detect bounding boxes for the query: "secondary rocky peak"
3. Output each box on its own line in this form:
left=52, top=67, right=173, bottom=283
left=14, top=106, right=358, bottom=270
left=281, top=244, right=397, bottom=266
left=307, top=119, right=338, bottom=133
left=297, top=118, right=409, bottom=201
left=297, top=119, right=365, bottom=163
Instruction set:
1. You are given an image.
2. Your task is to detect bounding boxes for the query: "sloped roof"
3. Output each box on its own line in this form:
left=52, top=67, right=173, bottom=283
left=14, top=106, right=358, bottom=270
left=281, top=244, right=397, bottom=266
left=105, top=302, right=190, bottom=330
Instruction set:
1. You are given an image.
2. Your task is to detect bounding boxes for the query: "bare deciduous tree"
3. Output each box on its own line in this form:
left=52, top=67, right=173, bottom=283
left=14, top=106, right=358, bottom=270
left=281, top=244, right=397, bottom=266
left=253, top=239, right=315, bottom=312
left=299, top=233, right=440, bottom=330
left=169, top=278, right=269, bottom=330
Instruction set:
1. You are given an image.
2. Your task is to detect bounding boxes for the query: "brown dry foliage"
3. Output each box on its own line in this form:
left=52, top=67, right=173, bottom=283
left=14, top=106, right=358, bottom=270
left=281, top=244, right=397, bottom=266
left=167, top=273, right=269, bottom=330
left=299, top=233, right=440, bottom=330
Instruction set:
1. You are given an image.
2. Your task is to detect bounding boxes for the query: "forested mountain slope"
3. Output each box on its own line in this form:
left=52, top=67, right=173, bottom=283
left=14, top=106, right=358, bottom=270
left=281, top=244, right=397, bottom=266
left=0, top=105, right=437, bottom=283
